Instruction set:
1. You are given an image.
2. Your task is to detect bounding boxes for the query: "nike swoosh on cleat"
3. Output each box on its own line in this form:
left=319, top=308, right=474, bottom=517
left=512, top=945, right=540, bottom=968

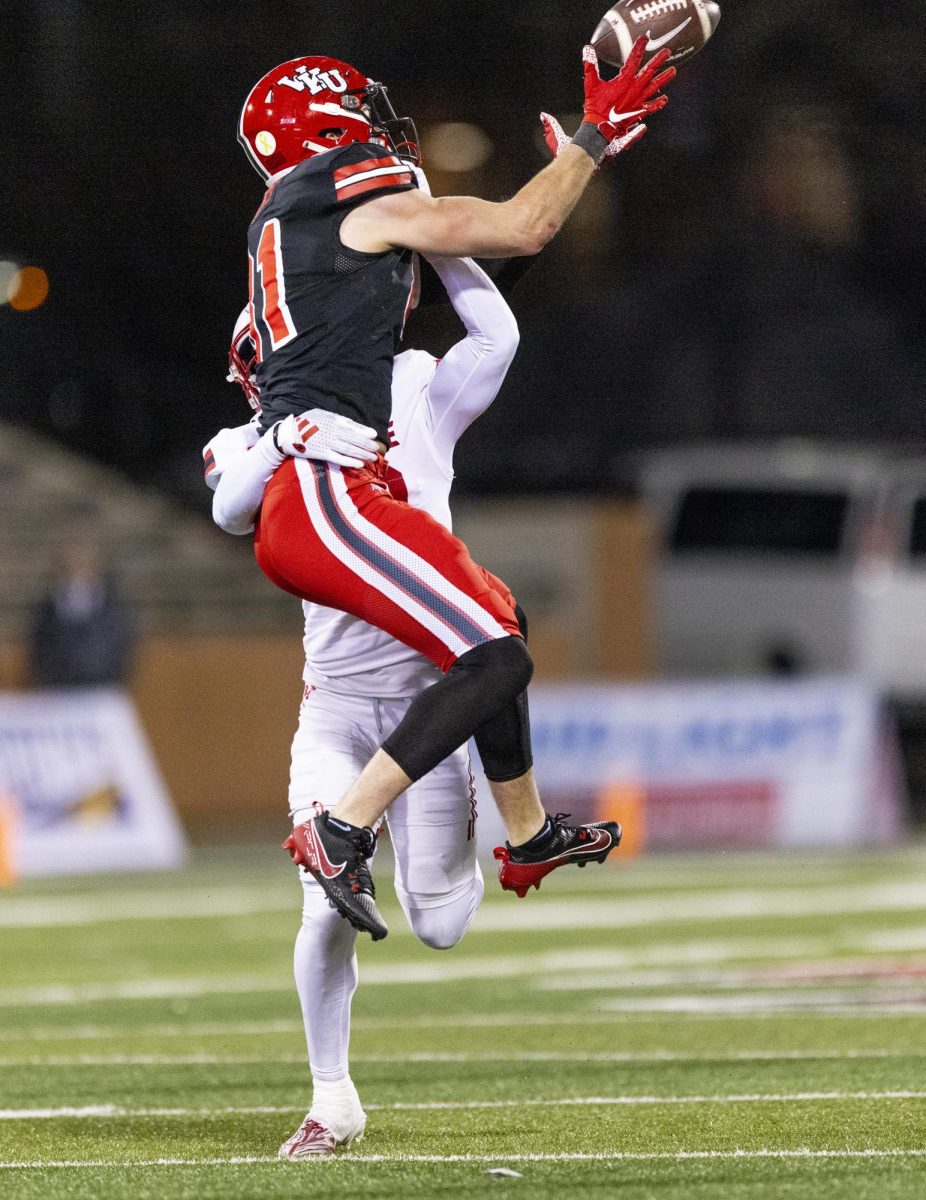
left=306, top=822, right=347, bottom=881
left=608, top=107, right=648, bottom=125
left=574, top=828, right=614, bottom=856
left=543, top=828, right=615, bottom=865
left=644, top=17, right=692, bottom=51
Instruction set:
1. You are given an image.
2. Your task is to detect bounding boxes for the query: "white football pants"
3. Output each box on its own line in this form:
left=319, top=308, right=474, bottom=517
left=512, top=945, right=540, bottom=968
left=289, top=685, right=484, bottom=1084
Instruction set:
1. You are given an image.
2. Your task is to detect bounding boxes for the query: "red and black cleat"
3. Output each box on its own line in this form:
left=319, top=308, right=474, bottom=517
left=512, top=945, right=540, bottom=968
left=283, top=812, right=388, bottom=940
left=494, top=812, right=622, bottom=897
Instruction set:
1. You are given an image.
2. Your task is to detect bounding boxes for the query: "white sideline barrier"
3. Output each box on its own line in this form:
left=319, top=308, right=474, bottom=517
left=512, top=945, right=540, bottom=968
left=475, top=678, right=903, bottom=854
left=0, top=689, right=186, bottom=878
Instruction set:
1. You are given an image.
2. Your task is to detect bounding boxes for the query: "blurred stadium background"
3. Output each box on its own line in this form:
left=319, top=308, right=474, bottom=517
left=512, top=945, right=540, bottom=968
left=1, top=2, right=926, bottom=1195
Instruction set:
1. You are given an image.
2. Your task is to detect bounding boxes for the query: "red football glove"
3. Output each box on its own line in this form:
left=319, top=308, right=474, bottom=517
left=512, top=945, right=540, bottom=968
left=573, top=37, right=676, bottom=164
left=540, top=111, right=647, bottom=163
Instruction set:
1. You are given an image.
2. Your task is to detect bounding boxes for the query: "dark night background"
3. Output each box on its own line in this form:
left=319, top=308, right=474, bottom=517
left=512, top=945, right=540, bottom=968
left=1, top=0, right=924, bottom=509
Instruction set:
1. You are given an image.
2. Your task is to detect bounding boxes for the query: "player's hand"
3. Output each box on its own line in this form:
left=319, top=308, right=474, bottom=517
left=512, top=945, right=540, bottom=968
left=540, top=111, right=647, bottom=163
left=583, top=38, right=675, bottom=135
left=272, top=410, right=380, bottom=468
left=540, top=112, right=570, bottom=159
left=573, top=38, right=675, bottom=163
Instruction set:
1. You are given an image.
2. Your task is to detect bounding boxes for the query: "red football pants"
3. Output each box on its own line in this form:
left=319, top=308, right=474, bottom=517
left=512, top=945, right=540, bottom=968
left=254, top=457, right=521, bottom=673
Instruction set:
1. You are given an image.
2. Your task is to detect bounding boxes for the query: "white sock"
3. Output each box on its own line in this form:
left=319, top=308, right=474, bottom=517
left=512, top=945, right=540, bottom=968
left=294, top=882, right=359, bottom=1082
left=309, top=1077, right=365, bottom=1141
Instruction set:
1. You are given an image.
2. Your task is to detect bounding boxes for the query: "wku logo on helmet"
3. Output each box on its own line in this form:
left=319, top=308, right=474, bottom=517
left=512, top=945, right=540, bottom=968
left=276, top=65, right=349, bottom=95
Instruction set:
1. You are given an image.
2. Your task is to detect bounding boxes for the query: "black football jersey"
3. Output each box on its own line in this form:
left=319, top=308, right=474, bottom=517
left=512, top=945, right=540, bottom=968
left=247, top=143, right=418, bottom=442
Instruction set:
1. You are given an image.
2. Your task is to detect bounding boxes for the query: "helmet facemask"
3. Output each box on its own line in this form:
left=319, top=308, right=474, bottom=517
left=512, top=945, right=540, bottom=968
left=363, top=82, right=420, bottom=165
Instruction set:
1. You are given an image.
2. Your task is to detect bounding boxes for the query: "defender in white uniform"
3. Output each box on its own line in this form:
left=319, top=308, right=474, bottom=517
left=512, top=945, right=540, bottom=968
left=203, top=252, right=519, bottom=1156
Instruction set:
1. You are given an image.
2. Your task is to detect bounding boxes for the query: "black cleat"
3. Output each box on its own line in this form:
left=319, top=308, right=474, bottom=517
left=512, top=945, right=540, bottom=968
left=494, top=811, right=622, bottom=897
left=283, top=812, right=388, bottom=940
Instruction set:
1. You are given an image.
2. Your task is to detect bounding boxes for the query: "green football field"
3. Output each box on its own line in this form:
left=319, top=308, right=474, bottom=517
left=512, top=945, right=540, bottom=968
left=2, top=843, right=926, bottom=1199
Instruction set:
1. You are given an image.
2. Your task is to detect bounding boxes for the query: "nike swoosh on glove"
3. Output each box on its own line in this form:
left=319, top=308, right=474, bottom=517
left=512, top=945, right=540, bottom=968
left=572, top=37, right=675, bottom=165
left=272, top=410, right=380, bottom=469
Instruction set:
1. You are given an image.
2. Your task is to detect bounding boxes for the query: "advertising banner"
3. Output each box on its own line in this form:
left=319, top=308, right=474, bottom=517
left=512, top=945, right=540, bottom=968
left=0, top=689, right=186, bottom=878
left=475, top=678, right=902, bottom=854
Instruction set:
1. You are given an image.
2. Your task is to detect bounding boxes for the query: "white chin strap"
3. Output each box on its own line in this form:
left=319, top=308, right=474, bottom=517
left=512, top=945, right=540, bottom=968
left=309, top=101, right=372, bottom=129
left=300, top=139, right=338, bottom=156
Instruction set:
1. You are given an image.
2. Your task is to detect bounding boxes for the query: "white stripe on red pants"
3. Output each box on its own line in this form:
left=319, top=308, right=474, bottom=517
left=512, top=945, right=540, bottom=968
left=254, top=457, right=521, bottom=672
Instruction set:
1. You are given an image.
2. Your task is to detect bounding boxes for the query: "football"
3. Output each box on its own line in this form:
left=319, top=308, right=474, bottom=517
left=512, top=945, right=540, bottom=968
left=591, top=0, right=721, bottom=69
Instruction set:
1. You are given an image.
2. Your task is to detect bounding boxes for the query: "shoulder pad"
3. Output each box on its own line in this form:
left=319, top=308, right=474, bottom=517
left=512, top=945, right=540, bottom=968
left=328, top=143, right=417, bottom=205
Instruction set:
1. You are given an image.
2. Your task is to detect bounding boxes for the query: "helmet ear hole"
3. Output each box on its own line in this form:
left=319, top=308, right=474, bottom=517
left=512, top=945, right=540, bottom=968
left=319, top=126, right=347, bottom=140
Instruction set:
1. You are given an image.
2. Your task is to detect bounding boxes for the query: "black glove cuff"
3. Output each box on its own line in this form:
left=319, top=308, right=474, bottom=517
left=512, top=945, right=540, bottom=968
left=572, top=123, right=609, bottom=164
left=271, top=421, right=282, bottom=453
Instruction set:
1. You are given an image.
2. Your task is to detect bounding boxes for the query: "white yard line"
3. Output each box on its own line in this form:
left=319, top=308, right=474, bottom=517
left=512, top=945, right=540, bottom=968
left=4, top=934, right=925, bottom=1005
left=0, top=1020, right=306, bottom=1042
left=2, top=1091, right=926, bottom=1120
left=2, top=1005, right=923, bottom=1044
left=4, top=878, right=926, bottom=930
left=0, top=888, right=296, bottom=928
left=596, top=990, right=926, bottom=1013
left=0, top=976, right=292, bottom=1006
left=3, top=1149, right=926, bottom=1168
left=3, top=973, right=922, bottom=1008
left=538, top=970, right=926, bottom=991
left=860, top=927, right=926, bottom=952
left=469, top=881, right=926, bottom=933
left=0, top=1049, right=922, bottom=1067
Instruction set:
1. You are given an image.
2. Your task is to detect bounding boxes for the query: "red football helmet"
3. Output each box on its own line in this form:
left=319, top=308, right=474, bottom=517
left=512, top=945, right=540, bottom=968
left=238, top=55, right=420, bottom=181
left=227, top=306, right=260, bottom=413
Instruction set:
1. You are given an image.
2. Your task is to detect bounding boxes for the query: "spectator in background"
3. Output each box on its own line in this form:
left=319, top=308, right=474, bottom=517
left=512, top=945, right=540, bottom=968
left=29, top=545, right=135, bottom=687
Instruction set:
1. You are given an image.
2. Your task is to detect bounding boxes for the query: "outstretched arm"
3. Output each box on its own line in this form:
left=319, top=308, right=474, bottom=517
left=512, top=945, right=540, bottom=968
left=343, top=145, right=595, bottom=258
left=423, top=256, right=520, bottom=465
left=341, top=40, right=674, bottom=259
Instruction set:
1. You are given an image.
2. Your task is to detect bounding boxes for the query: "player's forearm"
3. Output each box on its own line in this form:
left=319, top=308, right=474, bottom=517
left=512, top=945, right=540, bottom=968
left=425, top=256, right=520, bottom=456
left=425, top=255, right=518, bottom=348
left=212, top=434, right=282, bottom=536
left=500, top=144, right=597, bottom=256
left=429, top=145, right=595, bottom=259
left=354, top=144, right=597, bottom=259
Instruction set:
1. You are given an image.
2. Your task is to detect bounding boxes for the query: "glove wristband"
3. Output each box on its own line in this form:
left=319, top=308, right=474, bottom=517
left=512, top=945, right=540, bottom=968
left=572, top=122, right=610, bottom=164
left=260, top=427, right=286, bottom=467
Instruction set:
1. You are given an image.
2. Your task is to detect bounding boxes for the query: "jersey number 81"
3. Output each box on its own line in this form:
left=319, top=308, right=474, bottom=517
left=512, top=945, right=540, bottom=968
left=248, top=218, right=297, bottom=360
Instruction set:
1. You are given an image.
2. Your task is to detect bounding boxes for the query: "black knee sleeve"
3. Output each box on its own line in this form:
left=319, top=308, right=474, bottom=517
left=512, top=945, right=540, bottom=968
left=474, top=605, right=534, bottom=782
left=381, top=636, right=533, bottom=782
left=474, top=687, right=533, bottom=783
left=469, top=633, right=533, bottom=696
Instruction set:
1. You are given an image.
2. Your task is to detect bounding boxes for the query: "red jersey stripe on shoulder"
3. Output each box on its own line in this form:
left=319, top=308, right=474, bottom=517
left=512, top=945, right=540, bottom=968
left=333, top=164, right=412, bottom=191
left=333, top=155, right=403, bottom=183
left=337, top=171, right=413, bottom=203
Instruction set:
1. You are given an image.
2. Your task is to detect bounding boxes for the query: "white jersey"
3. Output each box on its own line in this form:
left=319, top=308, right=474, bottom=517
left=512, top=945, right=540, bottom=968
left=205, top=254, right=519, bottom=699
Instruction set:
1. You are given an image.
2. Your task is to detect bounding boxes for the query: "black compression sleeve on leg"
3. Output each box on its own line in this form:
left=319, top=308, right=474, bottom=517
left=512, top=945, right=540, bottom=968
left=473, top=689, right=533, bottom=783
left=473, top=602, right=533, bottom=782
left=513, top=602, right=528, bottom=642
left=381, top=636, right=533, bottom=782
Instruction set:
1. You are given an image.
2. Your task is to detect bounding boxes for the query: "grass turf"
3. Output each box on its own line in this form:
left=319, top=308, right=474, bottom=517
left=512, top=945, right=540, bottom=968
left=1, top=845, right=926, bottom=1198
